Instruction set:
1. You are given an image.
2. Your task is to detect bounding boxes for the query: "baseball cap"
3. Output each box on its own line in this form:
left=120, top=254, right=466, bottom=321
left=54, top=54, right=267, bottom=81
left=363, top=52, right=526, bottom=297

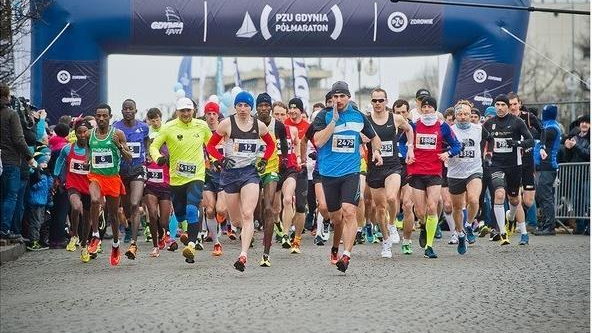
left=176, top=97, right=194, bottom=110
left=416, top=89, right=431, bottom=99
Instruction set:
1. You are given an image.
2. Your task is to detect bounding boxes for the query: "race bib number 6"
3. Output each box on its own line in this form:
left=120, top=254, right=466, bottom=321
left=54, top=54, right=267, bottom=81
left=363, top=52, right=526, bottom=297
left=331, top=134, right=355, bottom=153
left=91, top=151, right=114, bottom=169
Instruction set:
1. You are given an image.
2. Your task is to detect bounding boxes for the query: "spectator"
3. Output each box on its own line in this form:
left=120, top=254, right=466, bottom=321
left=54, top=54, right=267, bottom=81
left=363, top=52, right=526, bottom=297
left=0, top=83, right=35, bottom=243
left=564, top=115, right=590, bottom=234
left=49, top=123, right=70, bottom=152
left=26, top=152, right=53, bottom=251
left=533, top=105, right=562, bottom=236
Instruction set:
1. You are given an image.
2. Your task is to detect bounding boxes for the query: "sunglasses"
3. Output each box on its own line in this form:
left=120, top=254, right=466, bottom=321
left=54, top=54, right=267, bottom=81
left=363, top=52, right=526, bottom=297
left=371, top=99, right=385, bottom=103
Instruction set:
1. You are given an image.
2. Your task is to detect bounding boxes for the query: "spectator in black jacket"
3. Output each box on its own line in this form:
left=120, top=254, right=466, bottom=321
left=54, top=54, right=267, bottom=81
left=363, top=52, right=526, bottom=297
left=0, top=83, right=36, bottom=242
left=564, top=115, right=590, bottom=234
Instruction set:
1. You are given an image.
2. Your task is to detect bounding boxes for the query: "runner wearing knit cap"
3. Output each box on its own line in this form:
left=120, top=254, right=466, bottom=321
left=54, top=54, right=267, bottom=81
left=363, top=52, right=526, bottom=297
left=206, top=91, right=277, bottom=272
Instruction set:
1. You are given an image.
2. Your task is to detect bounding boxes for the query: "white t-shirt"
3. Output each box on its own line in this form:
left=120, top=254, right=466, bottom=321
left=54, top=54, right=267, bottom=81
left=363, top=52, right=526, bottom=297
left=447, top=123, right=483, bottom=179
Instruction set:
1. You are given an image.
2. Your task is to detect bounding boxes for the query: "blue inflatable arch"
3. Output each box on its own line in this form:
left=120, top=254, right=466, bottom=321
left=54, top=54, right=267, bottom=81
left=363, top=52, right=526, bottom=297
left=32, top=0, right=530, bottom=123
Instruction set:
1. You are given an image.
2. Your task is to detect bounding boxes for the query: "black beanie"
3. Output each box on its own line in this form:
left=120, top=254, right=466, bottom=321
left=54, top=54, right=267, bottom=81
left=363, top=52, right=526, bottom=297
left=54, top=123, right=70, bottom=138
left=421, top=96, right=438, bottom=110
left=494, top=94, right=510, bottom=107
left=256, top=93, right=272, bottom=106
left=288, top=97, right=304, bottom=113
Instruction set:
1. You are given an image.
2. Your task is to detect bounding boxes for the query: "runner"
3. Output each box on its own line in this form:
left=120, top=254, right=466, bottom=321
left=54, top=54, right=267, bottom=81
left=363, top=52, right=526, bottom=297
left=150, top=97, right=212, bottom=264
left=366, top=88, right=414, bottom=258
left=205, top=91, right=276, bottom=272
left=87, top=104, right=132, bottom=266
left=113, top=99, right=150, bottom=259
left=408, top=96, right=462, bottom=259
left=54, top=119, right=92, bottom=261
left=482, top=94, right=534, bottom=246
left=311, top=81, right=383, bottom=272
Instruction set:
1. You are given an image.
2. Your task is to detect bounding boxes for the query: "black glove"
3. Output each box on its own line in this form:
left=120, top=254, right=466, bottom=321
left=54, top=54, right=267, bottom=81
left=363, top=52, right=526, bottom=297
left=156, top=156, right=169, bottom=166
left=508, top=139, right=522, bottom=148
left=308, top=151, right=317, bottom=160
left=256, top=159, right=268, bottom=173
left=221, top=157, right=236, bottom=169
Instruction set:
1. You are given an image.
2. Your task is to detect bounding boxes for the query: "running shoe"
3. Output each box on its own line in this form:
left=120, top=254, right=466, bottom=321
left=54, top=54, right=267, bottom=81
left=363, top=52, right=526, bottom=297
left=180, top=232, right=189, bottom=246
left=314, top=235, right=325, bottom=246
left=423, top=246, right=438, bottom=259
left=228, top=229, right=237, bottom=240
left=489, top=230, right=501, bottom=241
left=158, top=236, right=167, bottom=250
left=505, top=211, right=516, bottom=236
left=149, top=247, right=160, bottom=257
left=465, top=226, right=476, bottom=244
left=234, top=255, right=247, bottom=272
left=66, top=236, right=78, bottom=252
left=419, top=225, right=427, bottom=249
left=381, top=243, right=392, bottom=258
left=259, top=254, right=271, bottom=267
left=26, top=241, right=48, bottom=251
left=478, top=225, right=491, bottom=238
left=330, top=247, right=339, bottom=265
left=355, top=230, right=364, bottom=245
left=110, top=245, right=121, bottom=266
left=212, top=243, right=223, bottom=256
left=290, top=239, right=301, bottom=254
left=216, top=212, right=226, bottom=224
left=195, top=238, right=204, bottom=251
left=401, top=242, right=413, bottom=255
left=167, top=240, right=178, bottom=252
left=395, top=219, right=403, bottom=230
left=500, top=233, right=510, bottom=246
left=375, top=228, right=383, bottom=242
left=519, top=233, right=529, bottom=245
left=88, top=236, right=101, bottom=254
left=365, top=224, right=375, bottom=243
left=435, top=225, right=442, bottom=239
left=457, top=234, right=467, bottom=255
left=182, top=242, right=196, bottom=263
left=388, top=225, right=400, bottom=244
left=81, top=247, right=91, bottom=263
left=448, top=232, right=459, bottom=245
left=125, top=243, right=138, bottom=260
left=124, top=228, right=132, bottom=243
left=336, top=255, right=350, bottom=273
left=281, top=234, right=291, bottom=249
left=144, top=226, right=151, bottom=242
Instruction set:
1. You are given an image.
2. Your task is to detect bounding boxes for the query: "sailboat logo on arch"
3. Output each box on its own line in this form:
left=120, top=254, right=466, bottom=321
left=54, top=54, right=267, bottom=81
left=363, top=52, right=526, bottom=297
left=151, top=6, right=184, bottom=36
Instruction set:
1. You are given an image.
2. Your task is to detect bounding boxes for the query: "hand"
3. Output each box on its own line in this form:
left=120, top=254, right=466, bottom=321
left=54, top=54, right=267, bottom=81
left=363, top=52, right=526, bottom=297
left=564, top=137, right=576, bottom=149
left=372, top=152, right=383, bottom=166
left=120, top=146, right=133, bottom=162
left=211, top=160, right=222, bottom=172
left=405, top=148, right=415, bottom=164
left=38, top=109, right=47, bottom=120
left=27, top=158, right=36, bottom=168
left=256, top=159, right=267, bottom=173
left=438, top=152, right=449, bottom=163
left=145, top=154, right=153, bottom=164
left=331, top=105, right=339, bottom=124
left=508, top=139, right=521, bottom=148
left=156, top=156, right=169, bottom=166
left=540, top=149, right=548, bottom=160
left=308, top=151, right=317, bottom=160
left=221, top=157, right=236, bottom=170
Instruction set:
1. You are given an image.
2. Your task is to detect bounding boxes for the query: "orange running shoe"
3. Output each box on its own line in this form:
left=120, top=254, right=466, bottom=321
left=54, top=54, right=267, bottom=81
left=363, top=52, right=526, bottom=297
left=110, top=245, right=121, bottom=266
left=212, top=243, right=223, bottom=256
left=330, top=248, right=339, bottom=265
left=158, top=235, right=168, bottom=250
left=88, top=237, right=101, bottom=254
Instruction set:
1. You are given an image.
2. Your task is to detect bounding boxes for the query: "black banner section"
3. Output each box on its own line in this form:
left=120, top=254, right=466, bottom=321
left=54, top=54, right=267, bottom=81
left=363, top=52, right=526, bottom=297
left=42, top=61, right=100, bottom=124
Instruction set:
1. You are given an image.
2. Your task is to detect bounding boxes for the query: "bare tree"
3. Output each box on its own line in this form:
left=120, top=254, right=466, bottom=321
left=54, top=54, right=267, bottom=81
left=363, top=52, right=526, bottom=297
left=518, top=48, right=565, bottom=102
left=418, top=62, right=439, bottom=95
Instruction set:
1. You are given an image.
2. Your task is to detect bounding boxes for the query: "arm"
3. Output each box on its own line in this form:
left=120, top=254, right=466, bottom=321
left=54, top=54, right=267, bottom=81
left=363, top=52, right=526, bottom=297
left=395, top=114, right=415, bottom=163
left=516, top=119, right=534, bottom=148
left=114, top=129, right=133, bottom=161
left=297, top=127, right=306, bottom=166
left=206, top=132, right=225, bottom=161
left=10, top=111, right=34, bottom=163
left=441, top=122, right=462, bottom=157
left=143, top=125, right=151, bottom=162
left=573, top=136, right=590, bottom=161
left=149, top=125, right=166, bottom=161
left=312, top=109, right=336, bottom=147
left=276, top=123, right=289, bottom=157
left=361, top=113, right=382, bottom=166
left=53, top=145, right=69, bottom=177
left=36, top=117, right=47, bottom=141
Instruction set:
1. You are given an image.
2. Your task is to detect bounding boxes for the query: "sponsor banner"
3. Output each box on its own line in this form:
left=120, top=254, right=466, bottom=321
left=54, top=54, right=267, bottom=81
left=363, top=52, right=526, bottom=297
left=132, top=0, right=204, bottom=46
left=453, top=59, right=514, bottom=112
left=131, top=1, right=442, bottom=50
left=42, top=61, right=99, bottom=124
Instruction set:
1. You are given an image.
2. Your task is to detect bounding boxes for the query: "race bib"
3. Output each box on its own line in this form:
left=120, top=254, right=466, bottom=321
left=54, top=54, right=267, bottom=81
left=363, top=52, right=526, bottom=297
left=69, top=158, right=90, bottom=175
left=146, top=168, right=164, bottom=183
left=416, top=134, right=437, bottom=150
left=126, top=142, right=141, bottom=159
left=380, top=141, right=394, bottom=157
left=493, top=138, right=512, bottom=153
left=458, top=149, right=476, bottom=159
left=176, top=161, right=197, bottom=178
left=233, top=139, right=259, bottom=157
left=331, top=134, right=355, bottom=153
left=91, top=151, right=114, bottom=169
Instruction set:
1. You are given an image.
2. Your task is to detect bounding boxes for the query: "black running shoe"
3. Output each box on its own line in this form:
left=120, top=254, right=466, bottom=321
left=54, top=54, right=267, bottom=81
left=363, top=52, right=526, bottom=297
left=336, top=255, right=350, bottom=273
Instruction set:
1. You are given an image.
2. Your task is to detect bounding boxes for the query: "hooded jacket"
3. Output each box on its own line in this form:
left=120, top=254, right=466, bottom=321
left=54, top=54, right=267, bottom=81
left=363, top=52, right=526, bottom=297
left=534, top=105, right=561, bottom=170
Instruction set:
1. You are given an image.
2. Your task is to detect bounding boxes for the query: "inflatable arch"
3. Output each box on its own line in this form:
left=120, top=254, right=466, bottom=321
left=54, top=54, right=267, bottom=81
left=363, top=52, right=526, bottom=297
left=31, top=0, right=530, bottom=123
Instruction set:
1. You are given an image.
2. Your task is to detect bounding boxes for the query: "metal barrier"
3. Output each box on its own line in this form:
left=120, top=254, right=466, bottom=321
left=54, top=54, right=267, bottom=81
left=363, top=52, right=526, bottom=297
left=554, top=162, right=590, bottom=220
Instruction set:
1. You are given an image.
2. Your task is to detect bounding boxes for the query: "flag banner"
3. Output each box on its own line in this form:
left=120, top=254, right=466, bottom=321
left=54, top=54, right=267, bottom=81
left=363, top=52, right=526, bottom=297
left=292, top=58, right=309, bottom=112
left=177, top=56, right=193, bottom=98
left=264, top=57, right=282, bottom=102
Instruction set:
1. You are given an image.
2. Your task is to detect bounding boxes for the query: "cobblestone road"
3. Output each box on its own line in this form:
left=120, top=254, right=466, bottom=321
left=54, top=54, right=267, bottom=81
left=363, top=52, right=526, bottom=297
left=1, top=232, right=589, bottom=333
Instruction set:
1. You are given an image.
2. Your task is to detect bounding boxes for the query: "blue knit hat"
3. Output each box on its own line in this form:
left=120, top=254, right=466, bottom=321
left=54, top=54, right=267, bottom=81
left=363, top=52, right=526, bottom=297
left=484, top=106, right=496, bottom=117
left=234, top=91, right=254, bottom=109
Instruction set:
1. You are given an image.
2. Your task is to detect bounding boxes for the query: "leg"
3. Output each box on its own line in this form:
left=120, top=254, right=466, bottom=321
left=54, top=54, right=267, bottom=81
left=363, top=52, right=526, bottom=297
left=262, top=181, right=278, bottom=255
left=127, top=180, right=145, bottom=243
left=238, top=183, right=260, bottom=256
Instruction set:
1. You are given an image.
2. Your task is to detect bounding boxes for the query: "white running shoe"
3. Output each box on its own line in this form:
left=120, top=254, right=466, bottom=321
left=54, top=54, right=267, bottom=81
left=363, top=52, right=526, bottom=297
left=448, top=232, right=459, bottom=245
left=381, top=242, right=393, bottom=258
left=388, top=225, right=400, bottom=244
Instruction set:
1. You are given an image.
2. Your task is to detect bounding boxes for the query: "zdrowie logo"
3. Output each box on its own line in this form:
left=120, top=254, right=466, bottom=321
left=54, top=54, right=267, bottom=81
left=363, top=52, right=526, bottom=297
left=57, top=70, right=71, bottom=84
left=61, top=90, right=82, bottom=106
left=387, top=12, right=408, bottom=33
left=473, top=69, right=487, bottom=83
left=151, top=6, right=183, bottom=35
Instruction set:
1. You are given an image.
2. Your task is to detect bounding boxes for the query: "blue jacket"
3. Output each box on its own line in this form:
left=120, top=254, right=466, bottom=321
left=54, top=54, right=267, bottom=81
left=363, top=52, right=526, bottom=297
left=534, top=105, right=561, bottom=170
left=28, top=170, right=53, bottom=206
